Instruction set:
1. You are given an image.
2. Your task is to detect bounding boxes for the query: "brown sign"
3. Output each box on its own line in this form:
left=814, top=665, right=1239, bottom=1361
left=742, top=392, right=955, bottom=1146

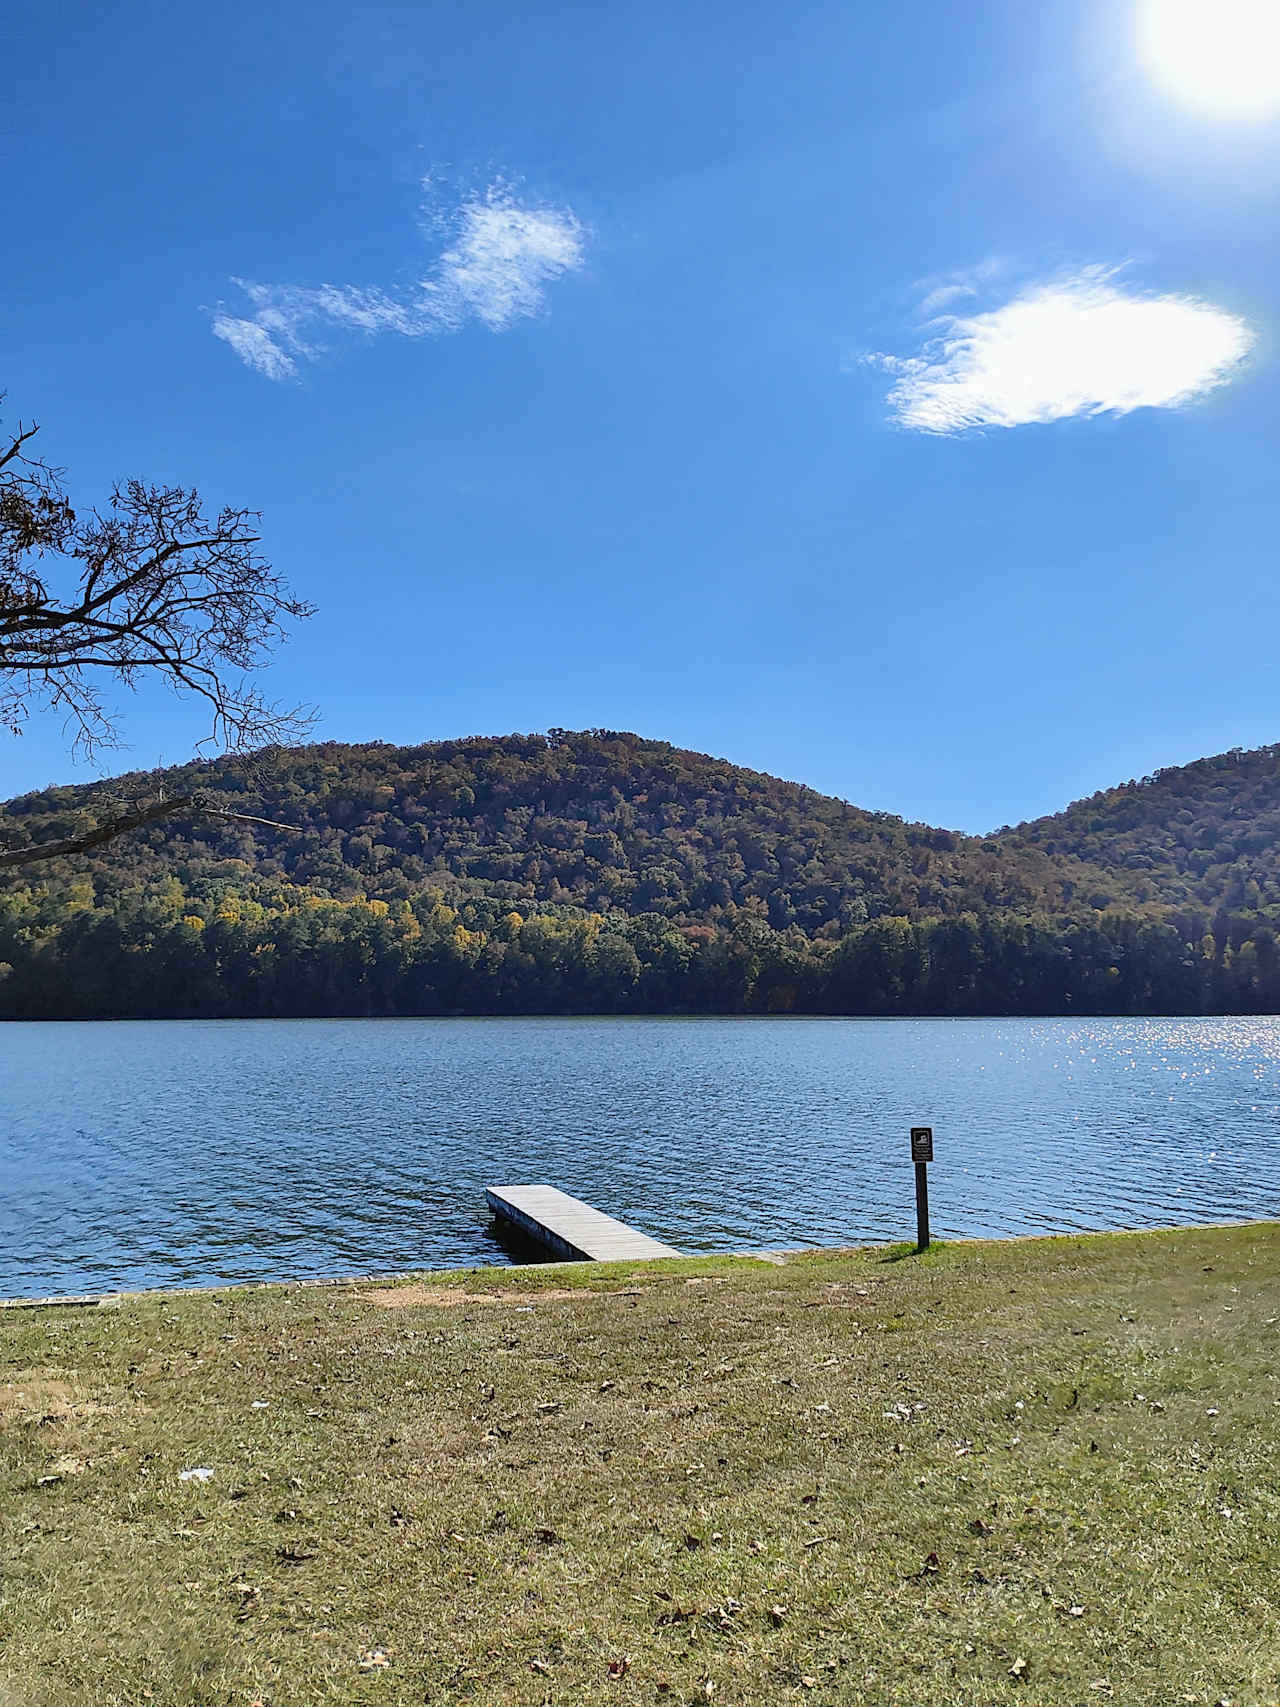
left=910, top=1126, right=934, bottom=1164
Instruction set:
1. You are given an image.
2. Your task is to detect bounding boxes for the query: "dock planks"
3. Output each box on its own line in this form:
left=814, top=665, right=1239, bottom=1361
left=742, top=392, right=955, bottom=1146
left=485, top=1185, right=680, bottom=1263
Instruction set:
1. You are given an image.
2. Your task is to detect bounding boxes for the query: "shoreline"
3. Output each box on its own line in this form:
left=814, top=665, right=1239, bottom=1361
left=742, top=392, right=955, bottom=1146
left=6, top=1009, right=1280, bottom=1022
left=6, top=1213, right=1276, bottom=1311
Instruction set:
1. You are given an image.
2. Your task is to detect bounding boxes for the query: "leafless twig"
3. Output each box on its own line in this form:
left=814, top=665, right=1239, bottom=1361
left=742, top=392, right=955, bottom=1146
left=1, top=399, right=315, bottom=761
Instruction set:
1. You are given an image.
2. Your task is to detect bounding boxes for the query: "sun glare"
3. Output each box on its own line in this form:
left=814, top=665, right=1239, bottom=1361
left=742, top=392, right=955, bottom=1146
left=1139, top=0, right=1280, bottom=115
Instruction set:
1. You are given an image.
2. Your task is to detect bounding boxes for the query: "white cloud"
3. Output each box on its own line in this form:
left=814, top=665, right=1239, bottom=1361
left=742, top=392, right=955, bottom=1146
left=917, top=282, right=978, bottom=318
left=210, top=182, right=587, bottom=380
left=210, top=314, right=300, bottom=381
left=875, top=268, right=1254, bottom=433
left=424, top=198, right=587, bottom=332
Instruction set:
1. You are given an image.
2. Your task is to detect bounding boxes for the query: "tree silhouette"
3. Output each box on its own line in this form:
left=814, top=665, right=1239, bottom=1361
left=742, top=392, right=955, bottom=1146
left=0, top=398, right=313, bottom=865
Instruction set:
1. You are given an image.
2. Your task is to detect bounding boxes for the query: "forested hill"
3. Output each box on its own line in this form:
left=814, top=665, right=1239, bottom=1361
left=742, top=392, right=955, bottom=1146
left=0, top=730, right=1106, bottom=928
left=997, top=743, right=1280, bottom=917
left=1, top=730, right=1278, bottom=1018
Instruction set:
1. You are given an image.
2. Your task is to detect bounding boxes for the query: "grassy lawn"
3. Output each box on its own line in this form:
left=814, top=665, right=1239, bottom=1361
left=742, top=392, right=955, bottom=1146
left=3, top=1225, right=1279, bottom=1707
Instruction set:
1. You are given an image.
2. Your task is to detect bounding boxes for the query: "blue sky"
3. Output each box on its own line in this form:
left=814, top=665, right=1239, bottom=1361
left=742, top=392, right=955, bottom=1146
left=4, top=0, right=1278, bottom=832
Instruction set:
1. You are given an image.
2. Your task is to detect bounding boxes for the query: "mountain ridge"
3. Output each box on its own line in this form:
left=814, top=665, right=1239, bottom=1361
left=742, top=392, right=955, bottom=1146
left=1, top=729, right=1277, bottom=1017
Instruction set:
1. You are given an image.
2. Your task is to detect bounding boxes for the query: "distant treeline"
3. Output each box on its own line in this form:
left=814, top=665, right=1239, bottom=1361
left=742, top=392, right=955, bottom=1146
left=4, top=729, right=1280, bottom=1018
left=2, top=884, right=1276, bottom=1019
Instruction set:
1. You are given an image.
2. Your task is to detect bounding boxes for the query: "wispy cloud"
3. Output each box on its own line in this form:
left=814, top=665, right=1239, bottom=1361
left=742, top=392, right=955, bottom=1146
left=210, top=181, right=587, bottom=380
left=916, top=282, right=978, bottom=318
left=210, top=314, right=304, bottom=381
left=871, top=267, right=1254, bottom=433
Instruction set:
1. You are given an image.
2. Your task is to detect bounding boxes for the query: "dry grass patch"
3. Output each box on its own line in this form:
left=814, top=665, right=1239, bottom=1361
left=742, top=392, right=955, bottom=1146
left=364, top=1281, right=650, bottom=1308
left=2, top=1230, right=1279, bottom=1706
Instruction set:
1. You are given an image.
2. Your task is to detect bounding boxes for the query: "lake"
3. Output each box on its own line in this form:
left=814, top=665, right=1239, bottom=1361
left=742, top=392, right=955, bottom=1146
left=3, top=1016, right=1279, bottom=1299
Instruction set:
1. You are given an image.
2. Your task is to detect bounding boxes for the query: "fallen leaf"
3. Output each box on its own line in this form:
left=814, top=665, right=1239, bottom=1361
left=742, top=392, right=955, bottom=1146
left=607, top=1656, right=631, bottom=1679
left=1010, top=1656, right=1028, bottom=1679
left=531, top=1658, right=551, bottom=1675
left=655, top=1605, right=696, bottom=1628
left=770, top=1605, right=788, bottom=1626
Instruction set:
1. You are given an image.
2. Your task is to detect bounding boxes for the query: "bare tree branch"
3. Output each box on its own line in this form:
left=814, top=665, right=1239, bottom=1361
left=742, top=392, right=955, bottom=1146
left=0, top=793, right=301, bottom=869
left=0, top=396, right=315, bottom=760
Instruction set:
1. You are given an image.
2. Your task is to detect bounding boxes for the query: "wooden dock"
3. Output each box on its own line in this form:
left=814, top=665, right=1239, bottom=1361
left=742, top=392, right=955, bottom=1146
left=485, top=1185, right=680, bottom=1263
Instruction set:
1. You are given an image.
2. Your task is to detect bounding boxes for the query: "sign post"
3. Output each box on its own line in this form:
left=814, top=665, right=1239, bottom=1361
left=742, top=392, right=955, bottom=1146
left=910, top=1127, right=933, bottom=1251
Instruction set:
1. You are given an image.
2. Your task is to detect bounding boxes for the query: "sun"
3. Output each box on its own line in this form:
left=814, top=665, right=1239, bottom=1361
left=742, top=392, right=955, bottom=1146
left=1138, top=0, right=1280, bottom=115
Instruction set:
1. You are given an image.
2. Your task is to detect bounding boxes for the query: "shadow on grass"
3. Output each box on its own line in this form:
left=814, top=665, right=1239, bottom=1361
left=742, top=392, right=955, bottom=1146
left=879, top=1241, right=947, bottom=1264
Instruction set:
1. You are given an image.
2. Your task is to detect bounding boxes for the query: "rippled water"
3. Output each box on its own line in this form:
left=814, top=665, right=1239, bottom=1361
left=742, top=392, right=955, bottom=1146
left=3, top=1016, right=1279, bottom=1298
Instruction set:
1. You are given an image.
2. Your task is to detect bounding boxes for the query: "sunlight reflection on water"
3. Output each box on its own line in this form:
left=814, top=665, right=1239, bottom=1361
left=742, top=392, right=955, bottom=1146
left=2, top=1016, right=1278, bottom=1296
